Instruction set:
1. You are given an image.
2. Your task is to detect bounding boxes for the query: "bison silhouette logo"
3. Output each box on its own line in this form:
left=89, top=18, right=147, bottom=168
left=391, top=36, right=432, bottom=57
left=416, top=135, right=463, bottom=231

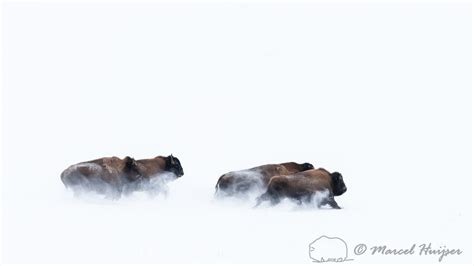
left=309, top=235, right=351, bottom=263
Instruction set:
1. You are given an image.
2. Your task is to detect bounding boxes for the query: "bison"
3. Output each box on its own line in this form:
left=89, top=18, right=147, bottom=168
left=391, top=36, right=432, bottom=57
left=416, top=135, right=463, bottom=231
left=255, top=168, right=347, bottom=209
left=215, top=162, right=314, bottom=197
left=61, top=154, right=184, bottom=198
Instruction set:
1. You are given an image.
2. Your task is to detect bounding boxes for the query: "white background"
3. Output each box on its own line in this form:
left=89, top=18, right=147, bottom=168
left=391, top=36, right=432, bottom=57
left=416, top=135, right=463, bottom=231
left=1, top=1, right=472, bottom=263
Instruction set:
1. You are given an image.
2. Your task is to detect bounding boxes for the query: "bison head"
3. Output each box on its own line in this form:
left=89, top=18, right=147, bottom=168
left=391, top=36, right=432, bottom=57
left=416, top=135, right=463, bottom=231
left=165, top=154, right=184, bottom=178
left=301, top=162, right=314, bottom=171
left=330, top=172, right=347, bottom=196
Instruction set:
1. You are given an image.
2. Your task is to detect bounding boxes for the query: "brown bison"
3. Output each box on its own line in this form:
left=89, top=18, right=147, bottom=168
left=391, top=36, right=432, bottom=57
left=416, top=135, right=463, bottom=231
left=215, top=162, right=314, bottom=196
left=61, top=154, right=184, bottom=198
left=255, top=168, right=347, bottom=208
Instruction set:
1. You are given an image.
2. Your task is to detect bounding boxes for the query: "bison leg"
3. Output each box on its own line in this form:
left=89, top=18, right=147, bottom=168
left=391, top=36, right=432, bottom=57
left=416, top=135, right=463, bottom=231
left=269, top=196, right=281, bottom=205
left=292, top=191, right=313, bottom=205
left=254, top=189, right=281, bottom=208
left=103, top=183, right=123, bottom=200
left=254, top=193, right=274, bottom=207
left=295, top=194, right=312, bottom=205
left=72, top=187, right=84, bottom=197
left=328, top=198, right=341, bottom=209
left=105, top=189, right=122, bottom=200
left=319, top=196, right=341, bottom=209
left=254, top=193, right=268, bottom=207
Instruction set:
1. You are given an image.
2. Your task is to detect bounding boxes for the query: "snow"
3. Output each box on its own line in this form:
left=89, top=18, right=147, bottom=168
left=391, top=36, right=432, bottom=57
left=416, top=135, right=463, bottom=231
left=2, top=1, right=471, bottom=264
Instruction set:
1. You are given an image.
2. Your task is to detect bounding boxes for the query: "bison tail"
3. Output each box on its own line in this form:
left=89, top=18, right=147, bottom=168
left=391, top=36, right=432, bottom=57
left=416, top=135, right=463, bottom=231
left=60, top=172, right=70, bottom=188
left=214, top=175, right=223, bottom=195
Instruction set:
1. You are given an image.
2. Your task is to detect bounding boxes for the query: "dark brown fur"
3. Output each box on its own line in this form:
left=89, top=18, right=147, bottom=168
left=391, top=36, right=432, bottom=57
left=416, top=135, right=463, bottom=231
left=279, top=162, right=314, bottom=174
left=215, top=162, right=314, bottom=196
left=134, top=156, right=167, bottom=177
left=62, top=156, right=138, bottom=185
left=61, top=155, right=183, bottom=198
left=255, top=168, right=347, bottom=209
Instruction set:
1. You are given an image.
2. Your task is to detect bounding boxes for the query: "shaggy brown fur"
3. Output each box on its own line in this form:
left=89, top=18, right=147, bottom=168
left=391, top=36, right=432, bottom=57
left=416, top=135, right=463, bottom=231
left=215, top=162, right=314, bottom=196
left=255, top=168, right=347, bottom=209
